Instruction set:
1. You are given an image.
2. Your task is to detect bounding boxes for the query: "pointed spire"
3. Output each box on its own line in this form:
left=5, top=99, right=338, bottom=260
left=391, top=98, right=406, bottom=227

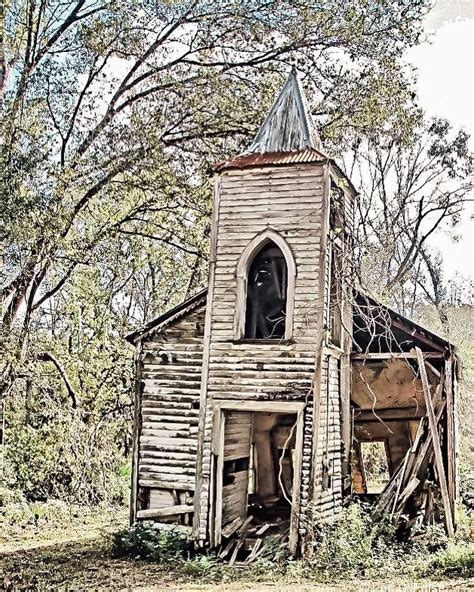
left=246, top=69, right=321, bottom=155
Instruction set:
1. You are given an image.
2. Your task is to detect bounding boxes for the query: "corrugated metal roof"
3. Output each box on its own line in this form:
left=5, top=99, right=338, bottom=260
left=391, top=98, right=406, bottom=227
left=214, top=148, right=327, bottom=171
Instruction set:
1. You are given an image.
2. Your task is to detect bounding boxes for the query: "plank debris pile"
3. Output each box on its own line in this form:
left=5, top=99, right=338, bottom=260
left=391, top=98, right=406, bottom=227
left=218, top=516, right=290, bottom=565
left=372, top=348, right=455, bottom=538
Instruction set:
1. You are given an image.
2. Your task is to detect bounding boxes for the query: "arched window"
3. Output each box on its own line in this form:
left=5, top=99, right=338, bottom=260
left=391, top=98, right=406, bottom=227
left=245, top=242, right=287, bottom=339
left=234, top=230, right=296, bottom=341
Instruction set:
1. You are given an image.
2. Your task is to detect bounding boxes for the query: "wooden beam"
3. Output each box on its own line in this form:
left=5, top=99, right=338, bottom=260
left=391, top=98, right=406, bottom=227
left=289, top=408, right=305, bottom=556
left=424, top=360, right=441, bottom=378
left=445, top=359, right=455, bottom=512
left=138, top=478, right=194, bottom=491
left=351, top=352, right=444, bottom=361
left=392, top=319, right=445, bottom=352
left=216, top=400, right=305, bottom=414
left=354, top=407, right=425, bottom=422
left=137, top=504, right=194, bottom=519
left=192, top=176, right=221, bottom=541
left=130, top=350, right=144, bottom=525
left=415, top=347, right=454, bottom=537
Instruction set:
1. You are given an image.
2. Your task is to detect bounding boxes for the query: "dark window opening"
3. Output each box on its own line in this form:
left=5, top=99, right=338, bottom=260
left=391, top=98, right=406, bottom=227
left=330, top=184, right=346, bottom=236
left=245, top=242, right=287, bottom=339
left=329, top=247, right=342, bottom=347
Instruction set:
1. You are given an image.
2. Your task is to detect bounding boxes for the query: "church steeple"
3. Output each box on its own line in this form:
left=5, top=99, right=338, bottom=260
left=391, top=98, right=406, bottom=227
left=246, top=69, right=321, bottom=154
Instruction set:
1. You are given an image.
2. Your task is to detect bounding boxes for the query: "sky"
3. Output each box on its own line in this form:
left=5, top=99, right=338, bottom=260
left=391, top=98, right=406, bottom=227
left=406, top=0, right=473, bottom=284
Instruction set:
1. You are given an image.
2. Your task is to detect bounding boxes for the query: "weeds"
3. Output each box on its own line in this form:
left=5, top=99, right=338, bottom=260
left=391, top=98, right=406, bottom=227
left=110, top=522, right=190, bottom=562
left=108, top=502, right=473, bottom=583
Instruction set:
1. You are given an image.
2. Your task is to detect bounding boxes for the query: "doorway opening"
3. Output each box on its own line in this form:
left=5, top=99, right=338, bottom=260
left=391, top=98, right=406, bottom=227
left=212, top=401, right=304, bottom=556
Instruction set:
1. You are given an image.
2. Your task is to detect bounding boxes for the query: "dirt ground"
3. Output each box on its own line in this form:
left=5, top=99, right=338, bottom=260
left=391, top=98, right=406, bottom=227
left=0, top=509, right=472, bottom=592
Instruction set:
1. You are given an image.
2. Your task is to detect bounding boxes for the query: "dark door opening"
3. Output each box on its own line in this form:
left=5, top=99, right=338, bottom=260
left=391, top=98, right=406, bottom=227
left=220, top=411, right=297, bottom=529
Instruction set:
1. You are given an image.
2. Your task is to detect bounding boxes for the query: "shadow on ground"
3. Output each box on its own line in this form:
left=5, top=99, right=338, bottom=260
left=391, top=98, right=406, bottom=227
left=0, top=537, right=176, bottom=591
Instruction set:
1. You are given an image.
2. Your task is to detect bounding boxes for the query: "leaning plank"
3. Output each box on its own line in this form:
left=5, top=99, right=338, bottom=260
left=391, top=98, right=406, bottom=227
left=255, top=523, right=272, bottom=536
left=390, top=453, right=410, bottom=521
left=396, top=477, right=421, bottom=513
left=235, top=515, right=254, bottom=536
left=136, top=504, right=194, bottom=519
left=244, top=538, right=263, bottom=564
left=445, top=359, right=455, bottom=511
left=218, top=538, right=236, bottom=559
left=221, top=517, right=243, bottom=538
left=415, top=347, right=454, bottom=537
left=229, top=517, right=253, bottom=565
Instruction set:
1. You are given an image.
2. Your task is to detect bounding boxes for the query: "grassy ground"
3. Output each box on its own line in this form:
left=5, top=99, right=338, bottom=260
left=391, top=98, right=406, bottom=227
left=0, top=506, right=472, bottom=591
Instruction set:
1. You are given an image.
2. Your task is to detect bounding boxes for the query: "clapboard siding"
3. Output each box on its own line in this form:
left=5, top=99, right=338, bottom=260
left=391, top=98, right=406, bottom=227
left=137, top=306, right=205, bottom=508
left=312, top=354, right=343, bottom=520
left=196, top=163, right=330, bottom=540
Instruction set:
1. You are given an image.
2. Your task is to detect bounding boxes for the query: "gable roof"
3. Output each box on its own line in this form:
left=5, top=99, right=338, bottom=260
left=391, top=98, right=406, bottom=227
left=125, top=289, right=207, bottom=344
left=126, top=287, right=456, bottom=356
left=246, top=69, right=320, bottom=154
left=353, top=292, right=455, bottom=354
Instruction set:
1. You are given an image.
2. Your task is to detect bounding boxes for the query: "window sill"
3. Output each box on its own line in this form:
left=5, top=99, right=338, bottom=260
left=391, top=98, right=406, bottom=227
left=232, top=338, right=295, bottom=346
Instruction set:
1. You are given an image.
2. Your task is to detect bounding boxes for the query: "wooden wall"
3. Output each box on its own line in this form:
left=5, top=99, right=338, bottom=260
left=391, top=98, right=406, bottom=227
left=222, top=411, right=252, bottom=525
left=135, top=306, right=206, bottom=519
left=311, top=354, right=343, bottom=520
left=195, top=162, right=331, bottom=543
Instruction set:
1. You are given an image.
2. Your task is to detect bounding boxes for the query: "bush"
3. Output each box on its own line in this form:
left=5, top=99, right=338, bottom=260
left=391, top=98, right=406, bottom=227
left=302, top=502, right=467, bottom=580
left=305, top=504, right=375, bottom=578
left=427, top=543, right=474, bottom=577
left=110, top=522, right=190, bottom=562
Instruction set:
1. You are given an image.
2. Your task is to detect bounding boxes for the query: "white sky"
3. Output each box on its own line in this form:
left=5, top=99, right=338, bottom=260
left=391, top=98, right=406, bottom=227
left=406, top=0, right=474, bottom=282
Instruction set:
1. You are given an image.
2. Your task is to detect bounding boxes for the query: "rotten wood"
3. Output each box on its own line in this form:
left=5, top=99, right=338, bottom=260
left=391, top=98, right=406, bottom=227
left=136, top=504, right=194, bottom=519
left=415, top=347, right=454, bottom=537
left=351, top=352, right=444, bottom=361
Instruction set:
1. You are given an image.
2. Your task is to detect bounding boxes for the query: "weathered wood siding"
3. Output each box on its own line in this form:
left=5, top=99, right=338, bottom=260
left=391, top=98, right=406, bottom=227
left=195, top=163, right=330, bottom=541
left=312, top=354, right=343, bottom=519
left=137, top=306, right=205, bottom=513
left=222, top=411, right=252, bottom=524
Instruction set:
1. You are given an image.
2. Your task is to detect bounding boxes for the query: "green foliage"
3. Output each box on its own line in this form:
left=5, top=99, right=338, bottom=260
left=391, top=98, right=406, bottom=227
left=110, top=522, right=190, bottom=562
left=302, top=503, right=464, bottom=581
left=426, top=543, right=474, bottom=577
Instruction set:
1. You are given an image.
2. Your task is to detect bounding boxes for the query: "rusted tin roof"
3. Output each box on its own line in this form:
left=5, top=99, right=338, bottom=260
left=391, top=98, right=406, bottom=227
left=214, top=148, right=327, bottom=171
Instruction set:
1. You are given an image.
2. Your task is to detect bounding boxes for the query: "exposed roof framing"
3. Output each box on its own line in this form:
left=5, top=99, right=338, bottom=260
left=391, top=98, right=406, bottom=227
left=353, top=292, right=455, bottom=354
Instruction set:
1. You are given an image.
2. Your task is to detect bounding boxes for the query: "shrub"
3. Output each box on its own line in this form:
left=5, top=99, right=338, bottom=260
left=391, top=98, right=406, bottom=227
left=427, top=543, right=474, bottom=577
left=110, top=522, right=190, bottom=562
left=304, top=503, right=376, bottom=578
left=302, top=501, right=464, bottom=580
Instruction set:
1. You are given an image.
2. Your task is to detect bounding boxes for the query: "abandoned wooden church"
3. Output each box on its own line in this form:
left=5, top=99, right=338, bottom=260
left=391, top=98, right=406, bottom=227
left=127, top=72, right=459, bottom=558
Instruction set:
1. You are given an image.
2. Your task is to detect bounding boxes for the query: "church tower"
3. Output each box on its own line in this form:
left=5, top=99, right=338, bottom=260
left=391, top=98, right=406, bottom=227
left=192, top=71, right=357, bottom=554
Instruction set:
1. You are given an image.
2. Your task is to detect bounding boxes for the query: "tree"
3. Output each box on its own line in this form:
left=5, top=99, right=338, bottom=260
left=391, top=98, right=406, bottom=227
left=1, top=0, right=429, bottom=337
left=349, top=117, right=472, bottom=318
left=0, top=0, right=436, bottom=501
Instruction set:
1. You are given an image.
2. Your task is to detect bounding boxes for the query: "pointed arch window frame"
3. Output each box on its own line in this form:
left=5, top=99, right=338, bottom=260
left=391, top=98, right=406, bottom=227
left=234, top=229, right=296, bottom=341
